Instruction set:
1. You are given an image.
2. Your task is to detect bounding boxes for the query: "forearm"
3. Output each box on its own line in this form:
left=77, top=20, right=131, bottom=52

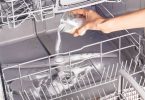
left=99, top=8, right=145, bottom=33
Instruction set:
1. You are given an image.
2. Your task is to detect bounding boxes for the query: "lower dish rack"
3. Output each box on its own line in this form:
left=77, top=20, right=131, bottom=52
left=1, top=32, right=145, bottom=100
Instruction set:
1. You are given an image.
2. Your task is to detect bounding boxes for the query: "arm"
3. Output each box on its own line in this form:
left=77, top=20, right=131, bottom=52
left=70, top=9, right=145, bottom=37
left=99, top=9, right=145, bottom=33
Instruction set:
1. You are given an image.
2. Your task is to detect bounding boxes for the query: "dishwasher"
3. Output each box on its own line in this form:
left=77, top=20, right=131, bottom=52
left=0, top=0, right=145, bottom=100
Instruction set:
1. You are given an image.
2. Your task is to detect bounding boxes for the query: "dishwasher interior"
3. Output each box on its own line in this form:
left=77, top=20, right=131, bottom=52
left=0, top=0, right=145, bottom=100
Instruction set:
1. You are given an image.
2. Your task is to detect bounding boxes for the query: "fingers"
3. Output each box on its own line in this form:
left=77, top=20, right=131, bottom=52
left=70, top=9, right=89, bottom=16
left=73, top=23, right=91, bottom=37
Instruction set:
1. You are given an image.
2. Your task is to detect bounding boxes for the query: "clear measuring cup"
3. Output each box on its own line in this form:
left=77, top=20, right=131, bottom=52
left=60, top=12, right=86, bottom=35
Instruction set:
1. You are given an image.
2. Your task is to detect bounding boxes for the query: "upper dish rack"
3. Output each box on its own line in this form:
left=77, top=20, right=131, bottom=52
left=0, top=0, right=121, bottom=28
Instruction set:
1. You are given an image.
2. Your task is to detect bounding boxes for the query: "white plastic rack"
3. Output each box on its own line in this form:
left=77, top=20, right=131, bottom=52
left=0, top=0, right=121, bottom=28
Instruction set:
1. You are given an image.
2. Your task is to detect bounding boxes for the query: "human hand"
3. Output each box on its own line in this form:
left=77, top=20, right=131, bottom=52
left=70, top=9, right=107, bottom=37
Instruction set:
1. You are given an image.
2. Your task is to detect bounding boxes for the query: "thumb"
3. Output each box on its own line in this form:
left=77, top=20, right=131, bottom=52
left=73, top=23, right=91, bottom=37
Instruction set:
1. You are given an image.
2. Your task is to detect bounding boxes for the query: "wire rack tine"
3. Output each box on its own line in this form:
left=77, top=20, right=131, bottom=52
left=128, top=59, right=133, bottom=73
left=124, top=60, right=128, bottom=71
left=44, top=84, right=53, bottom=99
left=133, top=60, right=138, bottom=73
left=24, top=90, right=31, bottom=100
left=76, top=78, right=82, bottom=90
left=109, top=64, right=114, bottom=81
left=57, top=75, right=68, bottom=94
left=124, top=80, right=129, bottom=90
left=90, top=61, right=102, bottom=78
left=88, top=70, right=96, bottom=85
left=69, top=52, right=72, bottom=72
left=102, top=88, right=107, bottom=98
left=112, top=81, right=118, bottom=92
left=77, top=95, right=80, bottom=100
left=120, top=61, right=124, bottom=70
left=33, top=86, right=43, bottom=100
left=100, top=67, right=106, bottom=84
left=30, top=89, right=37, bottom=100
left=40, top=85, right=48, bottom=100
left=85, top=72, right=92, bottom=87
left=139, top=76, right=143, bottom=86
left=119, top=37, right=121, bottom=63
left=105, top=65, right=110, bottom=82
left=98, top=89, right=103, bottom=99
left=19, top=91, right=25, bottom=100
left=50, top=83, right=59, bottom=97
left=80, top=93, right=85, bottom=100
left=48, top=57, right=52, bottom=83
left=18, top=64, right=23, bottom=92
left=143, top=79, right=145, bottom=89
left=53, top=82, right=62, bottom=97
left=114, top=62, right=119, bottom=79
left=79, top=74, right=87, bottom=88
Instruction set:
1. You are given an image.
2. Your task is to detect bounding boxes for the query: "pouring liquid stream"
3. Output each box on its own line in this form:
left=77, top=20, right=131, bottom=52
left=55, top=24, right=65, bottom=65
left=56, top=23, right=66, bottom=54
